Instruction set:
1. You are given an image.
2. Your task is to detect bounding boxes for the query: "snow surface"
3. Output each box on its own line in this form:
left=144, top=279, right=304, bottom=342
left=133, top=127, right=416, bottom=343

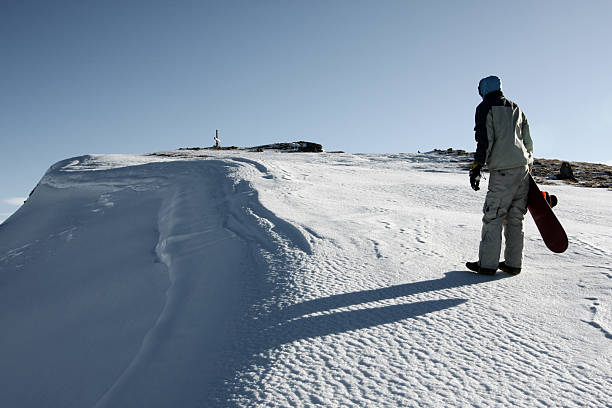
left=0, top=150, right=610, bottom=407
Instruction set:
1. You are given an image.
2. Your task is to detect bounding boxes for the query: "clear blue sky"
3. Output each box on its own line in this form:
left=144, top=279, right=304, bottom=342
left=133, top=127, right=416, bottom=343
left=2, top=0, right=611, bottom=221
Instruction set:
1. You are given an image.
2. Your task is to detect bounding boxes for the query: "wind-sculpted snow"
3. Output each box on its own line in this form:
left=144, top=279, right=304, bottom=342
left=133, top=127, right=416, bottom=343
left=0, top=155, right=312, bottom=407
left=0, top=151, right=610, bottom=407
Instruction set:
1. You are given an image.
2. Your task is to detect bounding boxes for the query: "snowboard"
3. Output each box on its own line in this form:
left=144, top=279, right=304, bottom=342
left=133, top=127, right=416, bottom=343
left=527, top=174, right=568, bottom=253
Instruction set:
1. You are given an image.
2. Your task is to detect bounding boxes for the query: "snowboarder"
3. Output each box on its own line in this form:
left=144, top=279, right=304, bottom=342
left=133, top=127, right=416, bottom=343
left=466, top=76, right=534, bottom=275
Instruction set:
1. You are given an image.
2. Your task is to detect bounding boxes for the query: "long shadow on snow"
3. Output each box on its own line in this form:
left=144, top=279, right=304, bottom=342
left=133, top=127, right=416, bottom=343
left=283, top=270, right=505, bottom=321
left=253, top=271, right=507, bottom=350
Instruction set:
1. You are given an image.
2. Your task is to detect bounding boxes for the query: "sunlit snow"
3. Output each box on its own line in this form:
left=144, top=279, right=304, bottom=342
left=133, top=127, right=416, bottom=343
left=0, top=150, right=610, bottom=407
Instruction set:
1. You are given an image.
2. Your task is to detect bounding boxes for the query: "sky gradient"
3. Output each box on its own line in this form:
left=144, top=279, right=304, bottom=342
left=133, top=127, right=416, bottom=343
left=2, top=0, right=611, bottom=221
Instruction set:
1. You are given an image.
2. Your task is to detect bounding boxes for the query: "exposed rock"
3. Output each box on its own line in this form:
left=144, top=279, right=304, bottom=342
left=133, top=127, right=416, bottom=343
left=433, top=148, right=612, bottom=189
left=161, top=141, right=325, bottom=155
left=250, top=141, right=323, bottom=152
left=557, top=162, right=576, bottom=181
left=435, top=148, right=471, bottom=156
left=177, top=146, right=239, bottom=151
left=296, top=141, right=323, bottom=153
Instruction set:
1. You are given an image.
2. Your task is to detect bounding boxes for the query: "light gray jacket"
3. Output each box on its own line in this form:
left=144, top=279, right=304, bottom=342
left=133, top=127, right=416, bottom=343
left=474, top=90, right=533, bottom=170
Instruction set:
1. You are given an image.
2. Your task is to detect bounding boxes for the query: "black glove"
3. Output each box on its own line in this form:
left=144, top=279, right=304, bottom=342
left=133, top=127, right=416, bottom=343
left=469, top=163, right=482, bottom=191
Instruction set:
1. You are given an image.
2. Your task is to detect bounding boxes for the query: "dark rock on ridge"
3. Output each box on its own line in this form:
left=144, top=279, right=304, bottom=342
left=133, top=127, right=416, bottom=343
left=434, top=148, right=612, bottom=189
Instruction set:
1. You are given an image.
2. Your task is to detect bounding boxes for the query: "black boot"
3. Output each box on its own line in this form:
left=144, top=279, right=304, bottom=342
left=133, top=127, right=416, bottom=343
left=499, top=261, right=521, bottom=275
left=466, top=261, right=497, bottom=276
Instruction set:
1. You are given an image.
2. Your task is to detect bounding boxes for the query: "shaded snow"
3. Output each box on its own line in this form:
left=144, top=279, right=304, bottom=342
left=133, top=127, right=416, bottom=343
left=0, top=151, right=610, bottom=407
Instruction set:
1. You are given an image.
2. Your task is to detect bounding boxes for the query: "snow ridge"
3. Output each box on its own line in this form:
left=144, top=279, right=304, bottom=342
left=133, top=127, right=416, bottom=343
left=88, top=159, right=313, bottom=407
left=1, top=151, right=610, bottom=407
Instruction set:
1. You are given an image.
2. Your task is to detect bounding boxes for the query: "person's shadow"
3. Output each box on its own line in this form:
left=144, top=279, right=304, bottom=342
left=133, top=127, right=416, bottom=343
left=252, top=270, right=507, bottom=351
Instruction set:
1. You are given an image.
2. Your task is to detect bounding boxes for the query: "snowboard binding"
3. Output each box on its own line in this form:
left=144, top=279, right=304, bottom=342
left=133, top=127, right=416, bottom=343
left=541, top=191, right=557, bottom=208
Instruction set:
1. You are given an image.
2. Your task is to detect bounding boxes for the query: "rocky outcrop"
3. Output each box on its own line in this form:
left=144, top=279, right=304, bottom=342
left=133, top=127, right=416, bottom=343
left=251, top=141, right=323, bottom=152
left=433, top=148, right=612, bottom=189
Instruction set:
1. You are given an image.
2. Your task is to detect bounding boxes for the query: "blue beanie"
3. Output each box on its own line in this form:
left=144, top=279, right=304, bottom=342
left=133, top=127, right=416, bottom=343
left=478, top=76, right=502, bottom=97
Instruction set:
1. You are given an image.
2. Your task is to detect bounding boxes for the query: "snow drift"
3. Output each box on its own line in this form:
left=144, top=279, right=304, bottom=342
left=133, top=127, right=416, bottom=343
left=0, top=151, right=610, bottom=407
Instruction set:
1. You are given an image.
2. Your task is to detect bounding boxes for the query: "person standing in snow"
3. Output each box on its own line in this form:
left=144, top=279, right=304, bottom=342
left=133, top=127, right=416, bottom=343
left=466, top=75, right=534, bottom=275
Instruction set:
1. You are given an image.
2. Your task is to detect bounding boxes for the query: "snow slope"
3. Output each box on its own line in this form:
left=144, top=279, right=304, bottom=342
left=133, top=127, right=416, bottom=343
left=0, top=151, right=610, bottom=407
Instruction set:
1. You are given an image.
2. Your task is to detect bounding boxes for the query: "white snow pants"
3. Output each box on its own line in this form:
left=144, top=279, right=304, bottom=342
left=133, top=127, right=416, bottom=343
left=479, top=166, right=530, bottom=270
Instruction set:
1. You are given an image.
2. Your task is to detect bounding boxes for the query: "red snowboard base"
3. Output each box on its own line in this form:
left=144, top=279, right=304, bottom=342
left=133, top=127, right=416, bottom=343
left=527, top=174, right=568, bottom=253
